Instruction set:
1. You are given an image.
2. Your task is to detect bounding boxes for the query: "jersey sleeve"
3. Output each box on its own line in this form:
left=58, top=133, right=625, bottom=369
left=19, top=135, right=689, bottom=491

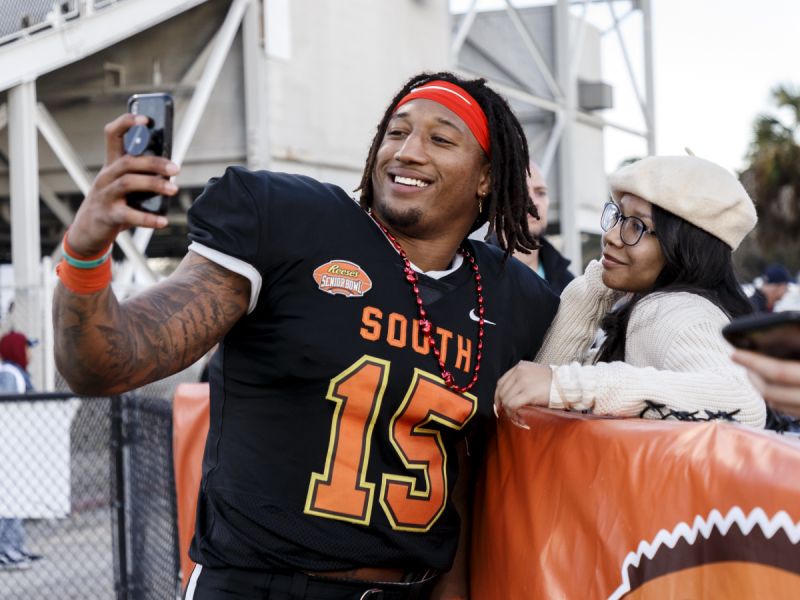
left=188, top=167, right=266, bottom=313
left=187, top=167, right=350, bottom=313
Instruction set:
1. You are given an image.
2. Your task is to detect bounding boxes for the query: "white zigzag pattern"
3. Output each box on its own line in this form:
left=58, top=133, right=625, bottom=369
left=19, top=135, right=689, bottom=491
left=607, top=506, right=800, bottom=600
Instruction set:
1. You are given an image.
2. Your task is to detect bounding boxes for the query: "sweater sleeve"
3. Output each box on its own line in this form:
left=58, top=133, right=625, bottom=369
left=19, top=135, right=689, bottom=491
left=548, top=294, right=766, bottom=428
left=535, top=260, right=621, bottom=364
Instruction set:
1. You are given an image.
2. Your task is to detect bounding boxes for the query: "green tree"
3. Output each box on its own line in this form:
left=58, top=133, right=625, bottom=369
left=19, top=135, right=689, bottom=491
left=738, top=84, right=800, bottom=278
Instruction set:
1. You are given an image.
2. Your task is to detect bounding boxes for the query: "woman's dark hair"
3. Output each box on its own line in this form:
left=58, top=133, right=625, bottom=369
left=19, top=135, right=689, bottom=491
left=357, top=71, right=537, bottom=256
left=596, top=203, right=754, bottom=362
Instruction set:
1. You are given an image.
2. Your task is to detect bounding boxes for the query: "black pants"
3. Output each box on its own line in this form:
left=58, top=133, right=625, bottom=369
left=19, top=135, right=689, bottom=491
left=185, top=565, right=437, bottom=600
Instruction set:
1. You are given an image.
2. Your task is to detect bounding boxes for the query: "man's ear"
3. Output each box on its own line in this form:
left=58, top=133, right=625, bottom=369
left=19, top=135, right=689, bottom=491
left=477, top=164, right=491, bottom=198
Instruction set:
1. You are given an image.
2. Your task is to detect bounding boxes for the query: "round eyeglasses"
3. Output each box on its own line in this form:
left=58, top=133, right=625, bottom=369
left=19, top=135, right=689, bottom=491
left=600, top=202, right=656, bottom=246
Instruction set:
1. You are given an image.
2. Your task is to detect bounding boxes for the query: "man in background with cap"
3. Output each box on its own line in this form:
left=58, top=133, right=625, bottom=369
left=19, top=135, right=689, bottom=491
left=0, top=329, right=42, bottom=571
left=750, top=264, right=795, bottom=312
left=0, top=331, right=36, bottom=391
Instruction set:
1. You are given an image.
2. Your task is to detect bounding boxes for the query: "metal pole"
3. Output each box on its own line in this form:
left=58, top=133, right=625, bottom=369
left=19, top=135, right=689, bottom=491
left=243, top=0, right=270, bottom=170
left=450, top=0, right=479, bottom=59
left=8, top=81, right=44, bottom=387
left=173, top=0, right=252, bottom=167
left=111, top=395, right=130, bottom=600
left=505, top=1, right=563, bottom=101
left=8, top=83, right=41, bottom=292
left=41, top=255, right=55, bottom=390
left=641, top=0, right=656, bottom=154
left=555, top=0, right=581, bottom=270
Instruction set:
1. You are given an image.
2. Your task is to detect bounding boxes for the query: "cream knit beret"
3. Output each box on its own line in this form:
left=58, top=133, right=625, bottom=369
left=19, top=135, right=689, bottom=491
left=607, top=156, right=757, bottom=250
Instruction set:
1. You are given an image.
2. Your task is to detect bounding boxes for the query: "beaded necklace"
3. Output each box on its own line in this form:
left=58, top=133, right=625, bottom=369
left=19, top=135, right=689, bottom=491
left=369, top=212, right=485, bottom=394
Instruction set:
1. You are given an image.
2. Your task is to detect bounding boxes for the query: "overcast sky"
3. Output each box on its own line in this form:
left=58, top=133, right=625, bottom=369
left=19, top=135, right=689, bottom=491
left=648, top=0, right=799, bottom=173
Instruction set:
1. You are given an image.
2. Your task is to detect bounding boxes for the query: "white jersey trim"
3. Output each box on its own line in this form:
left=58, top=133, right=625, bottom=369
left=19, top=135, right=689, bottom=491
left=183, top=564, right=202, bottom=599
left=411, top=253, right=464, bottom=280
left=188, top=242, right=262, bottom=314
left=365, top=214, right=464, bottom=279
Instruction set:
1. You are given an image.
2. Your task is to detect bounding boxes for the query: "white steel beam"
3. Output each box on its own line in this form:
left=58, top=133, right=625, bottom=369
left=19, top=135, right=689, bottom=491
left=243, top=0, right=271, bottom=171
left=0, top=0, right=208, bottom=93
left=8, top=82, right=44, bottom=387
left=451, top=0, right=480, bottom=59
left=539, top=111, right=565, bottom=177
left=568, top=1, right=590, bottom=91
left=504, top=1, right=563, bottom=101
left=35, top=103, right=93, bottom=195
left=35, top=102, right=157, bottom=283
left=39, top=179, right=75, bottom=228
left=41, top=255, right=56, bottom=390
left=461, top=72, right=564, bottom=114
left=8, top=83, right=41, bottom=288
left=606, top=0, right=648, bottom=125
left=641, top=0, right=656, bottom=153
left=173, top=0, right=252, bottom=166
left=555, top=0, right=581, bottom=269
left=536, top=0, right=586, bottom=177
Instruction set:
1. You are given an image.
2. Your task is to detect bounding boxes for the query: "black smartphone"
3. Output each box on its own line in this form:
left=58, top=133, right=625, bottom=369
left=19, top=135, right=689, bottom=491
left=123, top=92, right=174, bottom=215
left=722, top=311, right=800, bottom=360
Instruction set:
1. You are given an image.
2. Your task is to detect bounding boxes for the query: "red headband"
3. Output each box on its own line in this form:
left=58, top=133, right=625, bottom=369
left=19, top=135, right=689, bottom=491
left=393, top=80, right=491, bottom=156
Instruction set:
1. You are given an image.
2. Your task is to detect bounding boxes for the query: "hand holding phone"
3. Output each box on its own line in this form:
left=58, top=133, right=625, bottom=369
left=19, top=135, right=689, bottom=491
left=722, top=311, right=800, bottom=360
left=123, top=93, right=174, bottom=215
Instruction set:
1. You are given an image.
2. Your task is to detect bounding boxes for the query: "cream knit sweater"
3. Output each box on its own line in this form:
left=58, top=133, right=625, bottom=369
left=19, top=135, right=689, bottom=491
left=536, top=260, right=766, bottom=427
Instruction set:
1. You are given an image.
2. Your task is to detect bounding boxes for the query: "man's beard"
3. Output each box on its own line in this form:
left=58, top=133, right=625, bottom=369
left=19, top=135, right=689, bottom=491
left=373, top=198, right=423, bottom=231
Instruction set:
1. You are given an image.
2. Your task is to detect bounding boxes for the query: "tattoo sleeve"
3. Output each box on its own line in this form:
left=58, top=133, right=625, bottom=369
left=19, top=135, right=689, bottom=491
left=53, top=251, right=250, bottom=395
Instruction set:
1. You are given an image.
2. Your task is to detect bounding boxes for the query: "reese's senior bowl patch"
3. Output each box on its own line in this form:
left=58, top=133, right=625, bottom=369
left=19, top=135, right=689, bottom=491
left=313, top=260, right=373, bottom=298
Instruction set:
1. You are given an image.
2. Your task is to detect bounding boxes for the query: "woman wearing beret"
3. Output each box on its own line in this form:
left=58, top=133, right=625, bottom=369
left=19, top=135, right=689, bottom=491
left=496, top=155, right=766, bottom=428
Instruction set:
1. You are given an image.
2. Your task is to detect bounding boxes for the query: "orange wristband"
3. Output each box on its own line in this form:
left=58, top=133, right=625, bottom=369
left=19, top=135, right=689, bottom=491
left=56, top=258, right=112, bottom=294
left=62, top=231, right=111, bottom=263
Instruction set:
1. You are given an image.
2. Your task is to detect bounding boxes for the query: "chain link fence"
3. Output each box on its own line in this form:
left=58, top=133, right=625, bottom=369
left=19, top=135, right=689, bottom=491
left=0, top=261, right=205, bottom=598
left=0, top=392, right=182, bottom=599
left=122, top=395, right=181, bottom=600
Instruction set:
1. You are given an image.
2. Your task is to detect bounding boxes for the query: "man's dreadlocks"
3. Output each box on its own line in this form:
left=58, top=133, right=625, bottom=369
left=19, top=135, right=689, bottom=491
left=357, top=71, right=539, bottom=257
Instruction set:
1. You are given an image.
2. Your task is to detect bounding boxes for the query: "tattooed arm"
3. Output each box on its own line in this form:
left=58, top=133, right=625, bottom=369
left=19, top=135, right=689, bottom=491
left=53, top=113, right=248, bottom=395
left=54, top=252, right=249, bottom=395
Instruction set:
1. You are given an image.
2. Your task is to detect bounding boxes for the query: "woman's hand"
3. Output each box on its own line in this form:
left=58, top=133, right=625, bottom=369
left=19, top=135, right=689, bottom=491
left=494, top=361, right=553, bottom=429
left=732, top=349, right=800, bottom=418
left=67, top=113, right=180, bottom=257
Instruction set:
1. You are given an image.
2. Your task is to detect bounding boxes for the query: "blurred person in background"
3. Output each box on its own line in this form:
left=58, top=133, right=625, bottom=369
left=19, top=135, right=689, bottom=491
left=0, top=331, right=42, bottom=571
left=488, top=161, right=574, bottom=294
left=749, top=264, right=794, bottom=313
left=496, top=155, right=766, bottom=428
left=0, top=331, right=34, bottom=392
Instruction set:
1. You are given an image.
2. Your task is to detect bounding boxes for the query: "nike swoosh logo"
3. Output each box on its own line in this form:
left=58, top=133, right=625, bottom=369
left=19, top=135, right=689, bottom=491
left=469, top=309, right=496, bottom=326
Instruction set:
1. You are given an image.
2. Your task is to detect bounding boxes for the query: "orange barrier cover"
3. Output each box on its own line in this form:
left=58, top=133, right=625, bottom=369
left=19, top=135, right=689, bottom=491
left=472, top=408, right=800, bottom=599
left=172, top=383, right=210, bottom=590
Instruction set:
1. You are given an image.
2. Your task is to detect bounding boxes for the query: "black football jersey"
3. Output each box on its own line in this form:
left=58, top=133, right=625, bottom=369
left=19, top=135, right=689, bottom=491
left=186, top=167, right=559, bottom=572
